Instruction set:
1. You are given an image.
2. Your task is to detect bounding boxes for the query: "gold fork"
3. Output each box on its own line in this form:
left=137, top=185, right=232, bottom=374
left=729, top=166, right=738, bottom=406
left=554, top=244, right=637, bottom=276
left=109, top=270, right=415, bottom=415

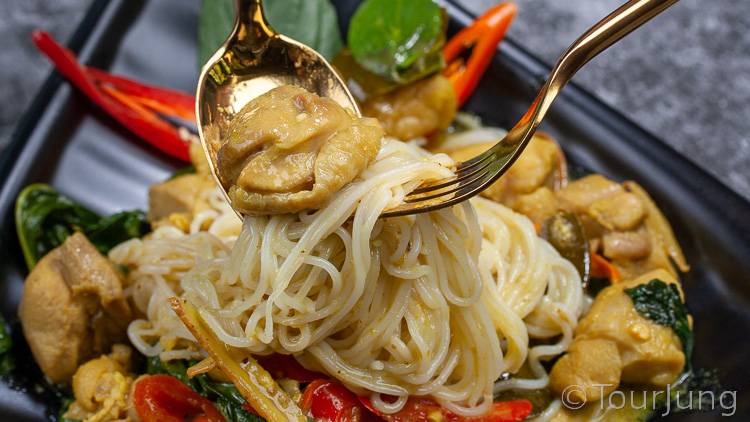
left=380, top=0, right=680, bottom=217
left=197, top=0, right=678, bottom=219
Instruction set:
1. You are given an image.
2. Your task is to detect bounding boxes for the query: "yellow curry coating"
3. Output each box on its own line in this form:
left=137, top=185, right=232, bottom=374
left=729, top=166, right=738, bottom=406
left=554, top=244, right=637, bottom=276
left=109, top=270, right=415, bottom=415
left=18, top=233, right=132, bottom=383
left=549, top=269, right=686, bottom=404
left=217, top=85, right=383, bottom=215
left=363, top=74, right=457, bottom=140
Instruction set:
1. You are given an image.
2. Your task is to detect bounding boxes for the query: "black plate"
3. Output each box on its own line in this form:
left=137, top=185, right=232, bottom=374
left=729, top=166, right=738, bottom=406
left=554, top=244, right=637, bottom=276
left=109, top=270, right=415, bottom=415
left=1, top=0, right=748, bottom=420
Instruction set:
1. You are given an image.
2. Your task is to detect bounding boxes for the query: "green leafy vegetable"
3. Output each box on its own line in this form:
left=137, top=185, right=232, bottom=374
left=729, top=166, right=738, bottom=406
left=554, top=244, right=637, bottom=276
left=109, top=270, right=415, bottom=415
left=86, top=211, right=149, bottom=253
left=625, top=281, right=722, bottom=419
left=15, top=184, right=149, bottom=269
left=0, top=315, right=14, bottom=376
left=625, top=279, right=693, bottom=362
left=204, top=381, right=265, bottom=422
left=147, top=357, right=264, bottom=422
left=332, top=48, right=401, bottom=101
left=635, top=368, right=722, bottom=420
left=671, top=368, right=722, bottom=411
left=198, top=0, right=235, bottom=66
left=198, top=0, right=343, bottom=67
left=348, top=0, right=446, bottom=84
left=146, top=356, right=199, bottom=389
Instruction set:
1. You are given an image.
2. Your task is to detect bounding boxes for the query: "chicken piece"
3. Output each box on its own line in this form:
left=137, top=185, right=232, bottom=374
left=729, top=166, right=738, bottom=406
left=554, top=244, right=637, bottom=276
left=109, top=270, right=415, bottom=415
left=512, top=187, right=559, bottom=227
left=602, top=228, right=652, bottom=260
left=363, top=74, right=457, bottom=140
left=588, top=191, right=645, bottom=231
left=440, top=139, right=507, bottom=199
left=624, top=181, right=689, bottom=274
left=549, top=269, right=686, bottom=403
left=19, top=233, right=132, bottom=383
left=501, top=135, right=561, bottom=196
left=64, top=344, right=135, bottom=422
left=549, top=339, right=622, bottom=402
left=218, top=85, right=383, bottom=215
left=147, top=173, right=214, bottom=222
left=440, top=134, right=562, bottom=205
left=557, top=174, right=623, bottom=214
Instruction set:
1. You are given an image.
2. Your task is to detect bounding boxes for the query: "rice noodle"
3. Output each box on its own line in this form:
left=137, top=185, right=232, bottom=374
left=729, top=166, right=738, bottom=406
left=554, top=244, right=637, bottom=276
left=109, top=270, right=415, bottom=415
left=111, top=137, right=583, bottom=416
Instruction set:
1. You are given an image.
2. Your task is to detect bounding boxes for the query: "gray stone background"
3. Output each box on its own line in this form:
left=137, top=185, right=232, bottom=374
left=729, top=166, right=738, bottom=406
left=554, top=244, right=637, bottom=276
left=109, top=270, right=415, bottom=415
left=1, top=0, right=749, bottom=199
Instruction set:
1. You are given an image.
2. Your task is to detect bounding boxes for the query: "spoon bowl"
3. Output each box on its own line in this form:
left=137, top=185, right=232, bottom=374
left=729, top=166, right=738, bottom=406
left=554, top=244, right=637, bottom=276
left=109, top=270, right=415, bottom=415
left=195, top=0, right=358, bottom=215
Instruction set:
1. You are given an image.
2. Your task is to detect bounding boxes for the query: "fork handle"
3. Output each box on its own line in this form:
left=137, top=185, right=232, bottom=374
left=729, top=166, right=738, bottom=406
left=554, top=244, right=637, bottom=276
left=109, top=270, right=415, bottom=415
left=554, top=0, right=679, bottom=79
left=507, top=0, right=679, bottom=143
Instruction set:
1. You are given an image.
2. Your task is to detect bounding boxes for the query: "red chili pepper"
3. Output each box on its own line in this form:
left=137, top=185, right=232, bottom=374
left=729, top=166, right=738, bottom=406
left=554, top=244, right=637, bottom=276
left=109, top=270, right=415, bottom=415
left=86, top=67, right=195, bottom=121
left=133, top=374, right=225, bottom=422
left=300, top=379, right=377, bottom=422
left=256, top=353, right=324, bottom=383
left=443, top=3, right=518, bottom=107
left=360, top=396, right=532, bottom=422
left=31, top=30, right=191, bottom=161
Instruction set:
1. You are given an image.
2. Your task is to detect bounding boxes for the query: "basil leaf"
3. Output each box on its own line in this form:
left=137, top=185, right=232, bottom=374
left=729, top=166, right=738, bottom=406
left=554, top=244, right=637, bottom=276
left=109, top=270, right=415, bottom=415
left=625, top=279, right=693, bottom=363
left=15, top=184, right=149, bottom=269
left=264, top=0, right=343, bottom=61
left=348, top=0, right=446, bottom=84
left=85, top=211, right=149, bottom=255
left=202, top=381, right=265, bottom=422
left=146, top=356, right=203, bottom=392
left=198, top=0, right=235, bottom=67
left=198, top=0, right=343, bottom=67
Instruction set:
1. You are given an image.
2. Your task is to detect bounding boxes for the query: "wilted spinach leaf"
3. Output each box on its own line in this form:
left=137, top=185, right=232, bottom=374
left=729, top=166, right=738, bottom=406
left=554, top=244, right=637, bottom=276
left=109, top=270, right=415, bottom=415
left=15, top=184, right=149, bottom=269
left=625, top=279, right=693, bottom=363
left=202, top=380, right=265, bottom=422
left=146, top=356, right=199, bottom=389
left=198, top=0, right=343, bottom=66
left=348, top=0, right=446, bottom=84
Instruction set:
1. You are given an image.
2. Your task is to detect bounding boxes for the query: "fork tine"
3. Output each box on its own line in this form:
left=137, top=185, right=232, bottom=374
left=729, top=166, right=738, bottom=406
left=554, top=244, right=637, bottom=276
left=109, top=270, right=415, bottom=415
left=409, top=155, right=496, bottom=195
left=382, top=0, right=680, bottom=219
left=456, top=148, right=495, bottom=172
left=380, top=169, right=497, bottom=218
left=404, top=164, right=497, bottom=204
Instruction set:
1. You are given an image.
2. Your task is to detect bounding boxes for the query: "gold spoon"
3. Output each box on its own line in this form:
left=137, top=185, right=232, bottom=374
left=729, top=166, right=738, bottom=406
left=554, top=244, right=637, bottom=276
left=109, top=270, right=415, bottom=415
left=195, top=0, right=358, bottom=215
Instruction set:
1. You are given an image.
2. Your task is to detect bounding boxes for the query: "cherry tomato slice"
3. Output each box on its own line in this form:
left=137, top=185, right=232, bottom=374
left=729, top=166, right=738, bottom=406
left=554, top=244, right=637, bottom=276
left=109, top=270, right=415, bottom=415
left=133, top=374, right=225, bottom=422
left=301, top=379, right=376, bottom=422
left=360, top=396, right=532, bottom=422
